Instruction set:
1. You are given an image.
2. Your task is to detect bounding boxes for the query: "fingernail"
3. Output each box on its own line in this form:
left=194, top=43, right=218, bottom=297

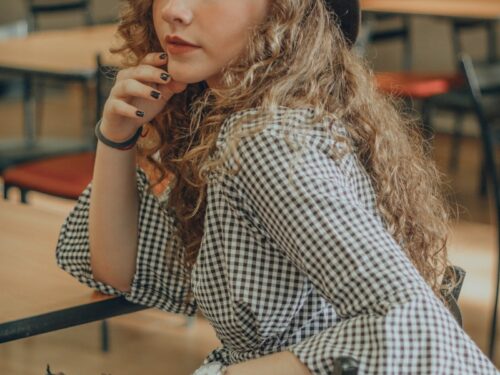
left=159, top=53, right=167, bottom=59
left=160, top=73, right=170, bottom=81
left=136, top=110, right=145, bottom=117
left=151, top=90, right=161, bottom=99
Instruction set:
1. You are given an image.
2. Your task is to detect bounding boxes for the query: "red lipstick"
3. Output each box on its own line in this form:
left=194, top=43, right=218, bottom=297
left=165, top=35, right=201, bottom=55
left=166, top=35, right=199, bottom=47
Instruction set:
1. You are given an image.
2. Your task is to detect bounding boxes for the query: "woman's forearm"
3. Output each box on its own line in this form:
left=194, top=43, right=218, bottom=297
left=226, top=351, right=311, bottom=375
left=89, top=127, right=140, bottom=292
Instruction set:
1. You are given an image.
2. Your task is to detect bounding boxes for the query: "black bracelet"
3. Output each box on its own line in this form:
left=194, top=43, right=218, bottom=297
left=95, top=119, right=143, bottom=151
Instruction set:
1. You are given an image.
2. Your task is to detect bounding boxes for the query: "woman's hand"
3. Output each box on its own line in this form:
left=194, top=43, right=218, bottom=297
left=99, top=52, right=187, bottom=142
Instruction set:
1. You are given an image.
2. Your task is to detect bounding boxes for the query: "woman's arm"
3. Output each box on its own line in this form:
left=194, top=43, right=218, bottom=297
left=56, top=165, right=197, bottom=315
left=55, top=52, right=196, bottom=315
left=226, top=125, right=497, bottom=374
left=89, top=136, right=138, bottom=292
left=88, top=51, right=183, bottom=292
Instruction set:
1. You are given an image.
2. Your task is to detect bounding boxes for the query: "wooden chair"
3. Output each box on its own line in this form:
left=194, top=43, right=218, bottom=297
left=358, top=14, right=462, bottom=146
left=1, top=53, right=111, bottom=351
left=428, top=19, right=499, bottom=176
left=359, top=14, right=497, bottom=151
left=460, top=54, right=500, bottom=361
left=1, top=51, right=110, bottom=202
left=2, top=151, right=95, bottom=202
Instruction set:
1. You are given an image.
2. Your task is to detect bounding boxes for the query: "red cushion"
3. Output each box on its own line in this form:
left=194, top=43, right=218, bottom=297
left=3, top=152, right=95, bottom=200
left=376, top=72, right=463, bottom=99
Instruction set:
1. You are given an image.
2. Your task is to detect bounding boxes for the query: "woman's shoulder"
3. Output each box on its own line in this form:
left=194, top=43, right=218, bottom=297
left=211, top=105, right=358, bottom=185
left=216, top=105, right=349, bottom=151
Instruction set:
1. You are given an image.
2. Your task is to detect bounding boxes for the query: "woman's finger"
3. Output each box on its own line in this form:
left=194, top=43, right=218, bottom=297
left=117, top=64, right=170, bottom=85
left=112, top=78, right=164, bottom=101
left=140, top=51, right=168, bottom=66
left=107, top=98, right=146, bottom=120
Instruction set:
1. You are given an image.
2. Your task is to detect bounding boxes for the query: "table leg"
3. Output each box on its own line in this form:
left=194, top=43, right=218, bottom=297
left=22, top=74, right=36, bottom=147
left=487, top=21, right=498, bottom=63
left=81, top=80, right=92, bottom=143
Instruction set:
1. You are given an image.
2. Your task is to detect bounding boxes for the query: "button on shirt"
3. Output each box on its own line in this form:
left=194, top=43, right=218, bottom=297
left=56, top=107, right=498, bottom=374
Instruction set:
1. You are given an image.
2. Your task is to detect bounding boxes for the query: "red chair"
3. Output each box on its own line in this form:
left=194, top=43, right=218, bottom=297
left=1, top=151, right=114, bottom=352
left=360, top=14, right=494, bottom=149
left=3, top=151, right=95, bottom=203
left=375, top=71, right=463, bottom=144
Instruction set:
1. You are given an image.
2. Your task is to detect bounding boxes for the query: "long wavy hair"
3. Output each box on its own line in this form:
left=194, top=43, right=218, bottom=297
left=110, top=0, right=456, bottom=304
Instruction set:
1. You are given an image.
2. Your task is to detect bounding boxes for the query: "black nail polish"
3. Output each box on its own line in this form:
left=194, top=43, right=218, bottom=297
left=136, top=110, right=145, bottom=117
left=160, top=73, right=170, bottom=81
left=151, top=90, right=161, bottom=99
left=159, top=53, right=167, bottom=59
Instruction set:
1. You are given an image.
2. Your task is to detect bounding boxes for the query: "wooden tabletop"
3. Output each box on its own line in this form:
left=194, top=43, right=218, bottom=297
left=0, top=23, right=119, bottom=76
left=0, top=201, right=112, bottom=324
left=362, top=0, right=500, bottom=20
left=0, top=200, right=148, bottom=343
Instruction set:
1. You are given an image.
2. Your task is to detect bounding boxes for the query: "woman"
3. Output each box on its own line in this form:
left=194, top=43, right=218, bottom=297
left=56, top=0, right=498, bottom=373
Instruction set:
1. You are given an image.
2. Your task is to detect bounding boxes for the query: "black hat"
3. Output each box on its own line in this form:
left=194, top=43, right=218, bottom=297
left=324, top=0, right=361, bottom=47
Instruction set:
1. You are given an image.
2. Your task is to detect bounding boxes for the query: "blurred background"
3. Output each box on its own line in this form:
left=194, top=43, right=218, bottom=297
left=0, top=1, right=499, bottom=374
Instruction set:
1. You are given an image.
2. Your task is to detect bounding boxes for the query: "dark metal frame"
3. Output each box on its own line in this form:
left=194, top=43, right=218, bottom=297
left=0, top=66, right=97, bottom=172
left=26, top=0, right=92, bottom=32
left=460, top=54, right=500, bottom=361
left=0, top=296, right=148, bottom=344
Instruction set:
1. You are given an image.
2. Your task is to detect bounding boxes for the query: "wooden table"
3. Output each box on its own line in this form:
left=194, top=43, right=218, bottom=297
left=0, top=23, right=119, bottom=172
left=0, top=24, right=118, bottom=79
left=0, top=201, right=147, bottom=343
left=362, top=0, right=500, bottom=20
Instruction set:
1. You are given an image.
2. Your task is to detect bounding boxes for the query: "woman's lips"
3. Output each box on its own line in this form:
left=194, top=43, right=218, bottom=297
left=166, top=42, right=201, bottom=55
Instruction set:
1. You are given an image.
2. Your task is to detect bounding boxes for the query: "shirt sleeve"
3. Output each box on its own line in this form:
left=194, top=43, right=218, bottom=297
left=229, top=127, right=497, bottom=374
left=55, top=167, right=197, bottom=316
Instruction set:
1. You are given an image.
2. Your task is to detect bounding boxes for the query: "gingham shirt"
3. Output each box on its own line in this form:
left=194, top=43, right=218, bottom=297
left=56, top=107, right=498, bottom=374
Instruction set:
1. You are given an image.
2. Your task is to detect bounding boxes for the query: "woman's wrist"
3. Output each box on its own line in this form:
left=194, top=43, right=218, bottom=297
left=98, top=119, right=141, bottom=142
left=95, top=119, right=143, bottom=151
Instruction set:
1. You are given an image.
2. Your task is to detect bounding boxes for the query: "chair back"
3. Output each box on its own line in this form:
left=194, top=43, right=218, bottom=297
left=460, top=53, right=500, bottom=359
left=356, top=13, right=412, bottom=70
left=26, top=0, right=92, bottom=32
left=452, top=20, right=499, bottom=66
left=460, top=54, right=500, bottom=208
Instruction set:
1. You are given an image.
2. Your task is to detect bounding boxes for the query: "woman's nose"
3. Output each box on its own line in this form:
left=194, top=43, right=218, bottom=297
left=161, top=0, right=193, bottom=25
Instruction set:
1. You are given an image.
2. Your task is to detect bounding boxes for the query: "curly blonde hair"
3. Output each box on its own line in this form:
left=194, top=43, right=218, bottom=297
left=110, top=0, right=455, bottom=304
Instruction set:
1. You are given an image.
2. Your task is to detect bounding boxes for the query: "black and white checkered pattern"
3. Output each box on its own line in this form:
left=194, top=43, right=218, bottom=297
left=56, top=107, right=498, bottom=374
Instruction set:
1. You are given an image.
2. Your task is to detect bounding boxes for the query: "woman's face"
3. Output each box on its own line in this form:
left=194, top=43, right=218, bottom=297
left=152, top=0, right=269, bottom=89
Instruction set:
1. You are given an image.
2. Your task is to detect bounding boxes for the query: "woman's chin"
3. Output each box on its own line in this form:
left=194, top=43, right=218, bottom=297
left=167, top=68, right=196, bottom=82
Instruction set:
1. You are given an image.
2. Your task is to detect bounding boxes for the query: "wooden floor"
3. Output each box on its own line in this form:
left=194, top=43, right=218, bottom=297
left=0, top=83, right=499, bottom=373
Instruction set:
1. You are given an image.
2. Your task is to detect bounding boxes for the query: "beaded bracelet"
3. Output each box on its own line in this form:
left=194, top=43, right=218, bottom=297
left=94, top=119, right=143, bottom=151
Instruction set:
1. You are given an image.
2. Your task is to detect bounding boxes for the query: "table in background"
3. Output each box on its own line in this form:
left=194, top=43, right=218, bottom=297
left=361, top=0, right=500, bottom=20
left=0, top=23, right=119, bottom=171
left=0, top=200, right=147, bottom=343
